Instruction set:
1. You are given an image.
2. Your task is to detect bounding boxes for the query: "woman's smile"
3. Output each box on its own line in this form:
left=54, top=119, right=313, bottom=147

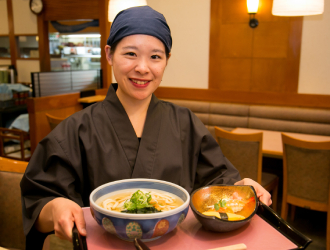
left=130, top=78, right=151, bottom=88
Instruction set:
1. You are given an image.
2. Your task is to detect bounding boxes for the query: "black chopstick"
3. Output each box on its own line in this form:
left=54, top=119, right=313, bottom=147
left=72, top=223, right=88, bottom=250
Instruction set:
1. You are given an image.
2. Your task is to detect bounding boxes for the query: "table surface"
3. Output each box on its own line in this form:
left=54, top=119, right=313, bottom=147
left=231, top=128, right=330, bottom=158
left=83, top=207, right=297, bottom=250
left=78, top=95, right=106, bottom=103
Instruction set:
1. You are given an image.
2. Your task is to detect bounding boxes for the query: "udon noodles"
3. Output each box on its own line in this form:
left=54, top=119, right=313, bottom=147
left=98, top=189, right=184, bottom=213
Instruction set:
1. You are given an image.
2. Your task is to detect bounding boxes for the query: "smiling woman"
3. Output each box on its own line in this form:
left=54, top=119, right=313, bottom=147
left=106, top=35, right=168, bottom=105
left=21, top=5, right=271, bottom=249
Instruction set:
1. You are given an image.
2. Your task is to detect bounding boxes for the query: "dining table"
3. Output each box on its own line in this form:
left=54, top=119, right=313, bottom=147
left=82, top=207, right=301, bottom=250
left=78, top=95, right=106, bottom=104
left=231, top=127, right=330, bottom=158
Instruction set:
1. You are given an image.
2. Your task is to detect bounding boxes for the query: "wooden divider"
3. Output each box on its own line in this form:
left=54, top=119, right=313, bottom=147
left=27, top=93, right=83, bottom=154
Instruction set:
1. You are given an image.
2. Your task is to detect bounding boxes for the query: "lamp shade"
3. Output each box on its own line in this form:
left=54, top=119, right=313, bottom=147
left=247, top=0, right=259, bottom=14
left=108, top=0, right=148, bottom=22
left=272, top=0, right=324, bottom=16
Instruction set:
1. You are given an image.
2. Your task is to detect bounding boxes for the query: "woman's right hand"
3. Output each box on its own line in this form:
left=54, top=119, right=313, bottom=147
left=35, top=197, right=86, bottom=242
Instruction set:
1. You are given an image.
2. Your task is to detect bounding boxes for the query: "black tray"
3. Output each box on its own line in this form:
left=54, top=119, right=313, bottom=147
left=257, top=202, right=312, bottom=250
left=72, top=203, right=312, bottom=250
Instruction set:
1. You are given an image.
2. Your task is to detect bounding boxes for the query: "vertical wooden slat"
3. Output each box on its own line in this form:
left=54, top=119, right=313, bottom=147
left=208, top=0, right=221, bottom=89
left=99, top=0, right=112, bottom=89
left=38, top=13, right=51, bottom=72
left=6, top=0, right=16, bottom=67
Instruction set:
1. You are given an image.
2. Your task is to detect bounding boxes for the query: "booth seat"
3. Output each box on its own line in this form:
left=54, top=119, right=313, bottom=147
left=162, top=99, right=330, bottom=138
left=27, top=93, right=330, bottom=154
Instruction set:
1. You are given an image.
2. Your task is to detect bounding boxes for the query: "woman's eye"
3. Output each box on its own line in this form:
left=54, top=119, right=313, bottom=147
left=151, top=55, right=161, bottom=59
left=125, top=52, right=136, bottom=56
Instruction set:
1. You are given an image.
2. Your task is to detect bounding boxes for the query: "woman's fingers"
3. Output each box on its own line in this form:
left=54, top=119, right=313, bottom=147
left=51, top=198, right=85, bottom=241
left=73, top=207, right=87, bottom=236
left=53, top=208, right=75, bottom=241
left=257, top=191, right=272, bottom=206
left=235, top=178, right=272, bottom=206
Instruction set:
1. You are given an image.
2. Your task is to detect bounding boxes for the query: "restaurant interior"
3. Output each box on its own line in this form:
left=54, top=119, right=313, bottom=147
left=0, top=0, right=329, bottom=249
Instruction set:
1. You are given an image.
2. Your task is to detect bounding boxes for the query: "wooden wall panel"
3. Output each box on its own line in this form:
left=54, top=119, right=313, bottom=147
left=220, top=24, right=253, bottom=57
left=209, top=0, right=302, bottom=94
left=42, top=0, right=99, bottom=21
left=253, top=22, right=289, bottom=58
left=251, top=58, right=287, bottom=92
left=221, top=0, right=248, bottom=24
left=218, top=58, right=252, bottom=91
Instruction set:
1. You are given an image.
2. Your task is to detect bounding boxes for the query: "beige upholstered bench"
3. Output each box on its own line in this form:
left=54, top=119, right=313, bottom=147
left=162, top=99, right=330, bottom=137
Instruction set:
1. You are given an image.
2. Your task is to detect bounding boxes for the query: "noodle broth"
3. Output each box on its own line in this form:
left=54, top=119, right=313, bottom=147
left=96, top=188, right=184, bottom=213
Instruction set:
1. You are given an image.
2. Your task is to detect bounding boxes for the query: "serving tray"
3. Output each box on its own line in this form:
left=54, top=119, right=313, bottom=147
left=256, top=202, right=312, bottom=250
left=77, top=204, right=311, bottom=250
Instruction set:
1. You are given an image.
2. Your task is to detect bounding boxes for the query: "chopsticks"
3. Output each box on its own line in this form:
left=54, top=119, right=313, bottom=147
left=72, top=223, right=88, bottom=250
left=207, top=243, right=247, bottom=250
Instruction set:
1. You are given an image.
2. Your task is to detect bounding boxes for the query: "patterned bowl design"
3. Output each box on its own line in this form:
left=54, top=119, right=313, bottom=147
left=190, top=185, right=258, bottom=232
left=90, top=179, right=190, bottom=242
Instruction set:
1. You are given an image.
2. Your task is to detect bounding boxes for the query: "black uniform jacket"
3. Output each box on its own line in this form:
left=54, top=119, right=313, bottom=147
left=20, top=84, right=240, bottom=249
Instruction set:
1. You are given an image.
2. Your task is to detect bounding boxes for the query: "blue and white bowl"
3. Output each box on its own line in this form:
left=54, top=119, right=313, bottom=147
left=89, top=178, right=190, bottom=242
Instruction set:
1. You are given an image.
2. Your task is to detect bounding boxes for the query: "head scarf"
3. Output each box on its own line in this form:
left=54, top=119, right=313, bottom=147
left=107, top=6, right=172, bottom=53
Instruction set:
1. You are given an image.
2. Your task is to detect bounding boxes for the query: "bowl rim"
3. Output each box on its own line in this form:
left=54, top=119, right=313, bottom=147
left=190, top=184, right=258, bottom=223
left=90, top=178, right=190, bottom=219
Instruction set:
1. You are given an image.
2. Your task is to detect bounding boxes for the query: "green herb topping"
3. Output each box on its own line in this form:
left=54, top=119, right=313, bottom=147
left=122, top=190, right=161, bottom=214
left=214, top=199, right=227, bottom=211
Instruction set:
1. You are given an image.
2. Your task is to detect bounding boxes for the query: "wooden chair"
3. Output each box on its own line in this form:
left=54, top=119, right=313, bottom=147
left=281, top=133, right=330, bottom=250
left=0, top=127, right=31, bottom=161
left=0, top=157, right=72, bottom=250
left=45, top=113, right=66, bottom=130
left=0, top=157, right=28, bottom=249
left=214, top=127, right=279, bottom=211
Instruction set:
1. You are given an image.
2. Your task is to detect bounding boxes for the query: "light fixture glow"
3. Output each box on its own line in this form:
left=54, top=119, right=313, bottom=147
left=272, top=0, right=324, bottom=16
left=247, top=0, right=259, bottom=14
left=108, top=0, right=148, bottom=22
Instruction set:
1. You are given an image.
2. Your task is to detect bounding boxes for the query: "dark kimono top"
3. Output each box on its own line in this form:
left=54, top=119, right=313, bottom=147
left=21, top=84, right=240, bottom=249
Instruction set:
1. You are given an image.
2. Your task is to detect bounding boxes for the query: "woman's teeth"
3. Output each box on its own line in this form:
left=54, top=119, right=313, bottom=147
left=132, top=79, right=148, bottom=85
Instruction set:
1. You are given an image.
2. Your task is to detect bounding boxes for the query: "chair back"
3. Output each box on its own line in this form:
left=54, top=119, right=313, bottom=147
left=0, top=157, right=28, bottom=249
left=45, top=113, right=66, bottom=130
left=214, top=127, right=263, bottom=184
left=0, top=127, right=30, bottom=161
left=281, top=133, right=330, bottom=209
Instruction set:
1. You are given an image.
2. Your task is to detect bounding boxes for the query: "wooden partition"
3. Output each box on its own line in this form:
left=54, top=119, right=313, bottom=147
left=27, top=93, right=83, bottom=154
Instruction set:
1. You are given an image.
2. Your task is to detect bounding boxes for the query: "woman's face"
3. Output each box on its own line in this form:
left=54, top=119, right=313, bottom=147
left=105, top=34, right=170, bottom=102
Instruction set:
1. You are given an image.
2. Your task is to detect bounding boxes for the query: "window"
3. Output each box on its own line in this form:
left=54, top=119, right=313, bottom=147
left=16, top=35, right=39, bottom=58
left=0, top=36, right=11, bottom=58
left=49, top=33, right=101, bottom=71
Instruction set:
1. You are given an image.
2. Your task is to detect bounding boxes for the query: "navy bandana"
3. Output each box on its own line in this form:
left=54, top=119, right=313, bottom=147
left=107, top=6, right=172, bottom=53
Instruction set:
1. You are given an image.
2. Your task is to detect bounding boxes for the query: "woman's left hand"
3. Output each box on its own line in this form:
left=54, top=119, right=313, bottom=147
left=234, top=178, right=272, bottom=206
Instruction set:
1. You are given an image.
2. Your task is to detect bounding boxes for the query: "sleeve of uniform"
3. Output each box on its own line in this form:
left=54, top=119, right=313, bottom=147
left=20, top=119, right=86, bottom=249
left=188, top=111, right=241, bottom=191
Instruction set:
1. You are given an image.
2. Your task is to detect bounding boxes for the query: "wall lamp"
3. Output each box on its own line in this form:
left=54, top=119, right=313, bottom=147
left=108, top=0, right=148, bottom=22
left=247, top=0, right=259, bottom=28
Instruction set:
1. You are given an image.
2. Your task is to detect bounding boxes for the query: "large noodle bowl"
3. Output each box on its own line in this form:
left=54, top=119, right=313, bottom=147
left=96, top=188, right=184, bottom=213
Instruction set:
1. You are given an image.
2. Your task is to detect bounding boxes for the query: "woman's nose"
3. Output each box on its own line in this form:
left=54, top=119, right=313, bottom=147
left=135, top=58, right=150, bottom=74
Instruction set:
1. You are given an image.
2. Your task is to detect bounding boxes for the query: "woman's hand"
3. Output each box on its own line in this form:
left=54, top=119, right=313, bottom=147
left=35, top=197, right=86, bottom=241
left=234, top=178, right=272, bottom=206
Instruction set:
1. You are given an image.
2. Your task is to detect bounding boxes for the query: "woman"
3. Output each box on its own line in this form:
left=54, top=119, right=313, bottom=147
left=21, top=6, right=271, bottom=249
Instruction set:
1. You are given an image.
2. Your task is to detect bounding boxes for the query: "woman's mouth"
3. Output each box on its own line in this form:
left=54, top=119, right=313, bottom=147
left=130, top=79, right=150, bottom=88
